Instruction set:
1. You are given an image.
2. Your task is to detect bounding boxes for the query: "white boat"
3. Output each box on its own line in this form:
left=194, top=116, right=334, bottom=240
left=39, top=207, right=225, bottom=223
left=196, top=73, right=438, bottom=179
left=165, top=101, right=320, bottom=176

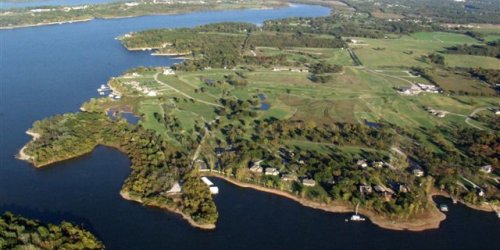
left=497, top=211, right=500, bottom=219
left=350, top=214, right=365, bottom=221
left=440, top=204, right=448, bottom=212
left=99, top=91, right=105, bottom=95
left=350, top=203, right=366, bottom=222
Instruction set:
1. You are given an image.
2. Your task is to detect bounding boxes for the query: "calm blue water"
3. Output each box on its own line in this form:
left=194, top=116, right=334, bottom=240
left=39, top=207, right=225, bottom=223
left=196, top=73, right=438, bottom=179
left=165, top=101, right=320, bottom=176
left=0, top=4, right=499, bottom=250
left=0, top=0, right=120, bottom=9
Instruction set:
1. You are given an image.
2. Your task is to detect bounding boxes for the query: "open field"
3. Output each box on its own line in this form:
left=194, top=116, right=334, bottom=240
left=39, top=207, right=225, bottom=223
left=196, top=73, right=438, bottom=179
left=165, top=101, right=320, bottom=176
left=444, top=55, right=500, bottom=70
left=351, top=32, right=484, bottom=68
left=256, top=47, right=354, bottom=66
left=428, top=70, right=497, bottom=95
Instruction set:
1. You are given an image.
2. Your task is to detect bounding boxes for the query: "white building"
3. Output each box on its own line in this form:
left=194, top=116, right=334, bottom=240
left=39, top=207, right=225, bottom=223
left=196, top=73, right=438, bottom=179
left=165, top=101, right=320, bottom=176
left=302, top=178, right=316, bottom=187
left=265, top=167, right=280, bottom=176
left=163, top=68, right=176, bottom=75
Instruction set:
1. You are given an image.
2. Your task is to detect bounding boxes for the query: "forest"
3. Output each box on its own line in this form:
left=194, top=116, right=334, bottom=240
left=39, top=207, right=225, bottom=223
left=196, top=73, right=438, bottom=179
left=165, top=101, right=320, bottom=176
left=0, top=212, right=104, bottom=250
left=24, top=111, right=218, bottom=227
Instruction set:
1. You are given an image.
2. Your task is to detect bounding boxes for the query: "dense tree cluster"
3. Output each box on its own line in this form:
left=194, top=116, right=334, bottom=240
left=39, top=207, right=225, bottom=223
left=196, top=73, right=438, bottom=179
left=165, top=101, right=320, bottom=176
left=24, top=111, right=218, bottom=226
left=122, top=23, right=346, bottom=70
left=0, top=212, right=104, bottom=250
left=445, top=40, right=500, bottom=59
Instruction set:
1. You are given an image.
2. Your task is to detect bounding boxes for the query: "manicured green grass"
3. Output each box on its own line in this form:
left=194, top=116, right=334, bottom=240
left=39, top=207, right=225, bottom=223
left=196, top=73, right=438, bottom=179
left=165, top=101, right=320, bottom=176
left=138, top=99, right=167, bottom=134
left=351, top=32, right=486, bottom=68
left=444, top=55, right=500, bottom=70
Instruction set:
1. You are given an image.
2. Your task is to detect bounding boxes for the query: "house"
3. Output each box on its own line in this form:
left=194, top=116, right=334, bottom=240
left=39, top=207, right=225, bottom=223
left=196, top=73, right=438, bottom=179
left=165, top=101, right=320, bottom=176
left=398, top=86, right=421, bottom=96
left=413, top=169, right=424, bottom=177
left=373, top=185, right=386, bottom=193
left=480, top=165, right=492, bottom=174
left=163, top=68, right=175, bottom=75
left=249, top=160, right=264, bottom=173
left=249, top=165, right=263, bottom=173
left=372, top=161, right=384, bottom=168
left=166, top=182, right=182, bottom=194
left=395, top=183, right=408, bottom=193
left=302, top=178, right=316, bottom=187
left=359, top=184, right=373, bottom=195
left=357, top=159, right=368, bottom=168
left=281, top=173, right=297, bottom=182
left=265, top=167, right=280, bottom=176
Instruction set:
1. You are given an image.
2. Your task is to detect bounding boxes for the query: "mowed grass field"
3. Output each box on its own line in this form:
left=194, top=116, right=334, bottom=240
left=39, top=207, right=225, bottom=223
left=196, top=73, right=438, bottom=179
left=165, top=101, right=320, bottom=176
left=351, top=32, right=500, bottom=68
left=256, top=46, right=354, bottom=66
left=168, top=67, right=496, bottom=135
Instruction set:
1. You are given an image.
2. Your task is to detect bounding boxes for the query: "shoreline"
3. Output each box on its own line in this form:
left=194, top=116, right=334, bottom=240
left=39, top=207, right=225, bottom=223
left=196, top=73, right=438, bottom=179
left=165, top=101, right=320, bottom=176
left=209, top=173, right=446, bottom=231
left=120, top=190, right=216, bottom=230
left=16, top=130, right=40, bottom=163
left=0, top=18, right=94, bottom=30
left=16, top=132, right=216, bottom=230
left=0, top=4, right=289, bottom=30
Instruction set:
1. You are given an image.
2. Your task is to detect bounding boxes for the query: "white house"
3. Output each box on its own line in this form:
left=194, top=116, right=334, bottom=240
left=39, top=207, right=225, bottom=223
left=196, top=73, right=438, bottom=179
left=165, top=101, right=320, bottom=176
left=302, top=178, right=316, bottom=187
left=265, top=167, right=279, bottom=176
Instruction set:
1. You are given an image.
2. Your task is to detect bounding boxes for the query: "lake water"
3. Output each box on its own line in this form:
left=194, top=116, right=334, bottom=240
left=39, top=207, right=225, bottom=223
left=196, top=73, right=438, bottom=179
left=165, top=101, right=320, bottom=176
left=0, top=0, right=121, bottom=9
left=1, top=4, right=499, bottom=250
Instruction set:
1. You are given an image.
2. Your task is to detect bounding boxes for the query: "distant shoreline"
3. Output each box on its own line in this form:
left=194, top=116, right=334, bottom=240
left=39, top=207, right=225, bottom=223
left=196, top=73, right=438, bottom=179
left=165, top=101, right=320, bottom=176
left=0, top=3, right=291, bottom=30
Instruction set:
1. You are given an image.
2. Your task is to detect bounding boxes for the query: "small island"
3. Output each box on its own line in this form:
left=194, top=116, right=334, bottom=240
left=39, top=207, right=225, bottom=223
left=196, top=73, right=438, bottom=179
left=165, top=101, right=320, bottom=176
left=18, top=2, right=500, bottom=231
left=0, top=212, right=104, bottom=249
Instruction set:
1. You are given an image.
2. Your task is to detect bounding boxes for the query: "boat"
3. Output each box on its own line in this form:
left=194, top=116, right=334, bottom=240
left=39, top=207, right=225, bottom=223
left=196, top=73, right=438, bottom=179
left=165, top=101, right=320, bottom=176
left=440, top=204, right=449, bottom=212
left=350, top=214, right=365, bottom=221
left=99, top=91, right=105, bottom=95
left=496, top=211, right=500, bottom=219
left=350, top=203, right=366, bottom=222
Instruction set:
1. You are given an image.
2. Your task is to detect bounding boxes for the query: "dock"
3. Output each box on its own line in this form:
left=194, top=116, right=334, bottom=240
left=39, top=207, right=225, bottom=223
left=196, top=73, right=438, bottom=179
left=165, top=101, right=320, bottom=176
left=201, top=177, right=219, bottom=195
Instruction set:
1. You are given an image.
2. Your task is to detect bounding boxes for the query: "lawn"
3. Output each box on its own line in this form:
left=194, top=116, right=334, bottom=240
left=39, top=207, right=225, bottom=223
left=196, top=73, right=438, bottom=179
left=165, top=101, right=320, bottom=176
left=444, top=55, right=500, bottom=70
left=351, top=32, right=485, bottom=68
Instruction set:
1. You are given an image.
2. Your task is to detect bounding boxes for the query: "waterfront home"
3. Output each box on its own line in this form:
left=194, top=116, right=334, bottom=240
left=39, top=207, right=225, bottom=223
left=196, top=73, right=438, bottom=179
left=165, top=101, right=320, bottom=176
left=302, top=178, right=316, bottom=187
left=249, top=165, right=263, bottom=173
left=281, top=173, right=297, bottom=182
left=249, top=160, right=264, bottom=173
left=166, top=182, right=182, bottom=194
left=479, top=165, right=492, bottom=174
left=265, top=167, right=280, bottom=176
